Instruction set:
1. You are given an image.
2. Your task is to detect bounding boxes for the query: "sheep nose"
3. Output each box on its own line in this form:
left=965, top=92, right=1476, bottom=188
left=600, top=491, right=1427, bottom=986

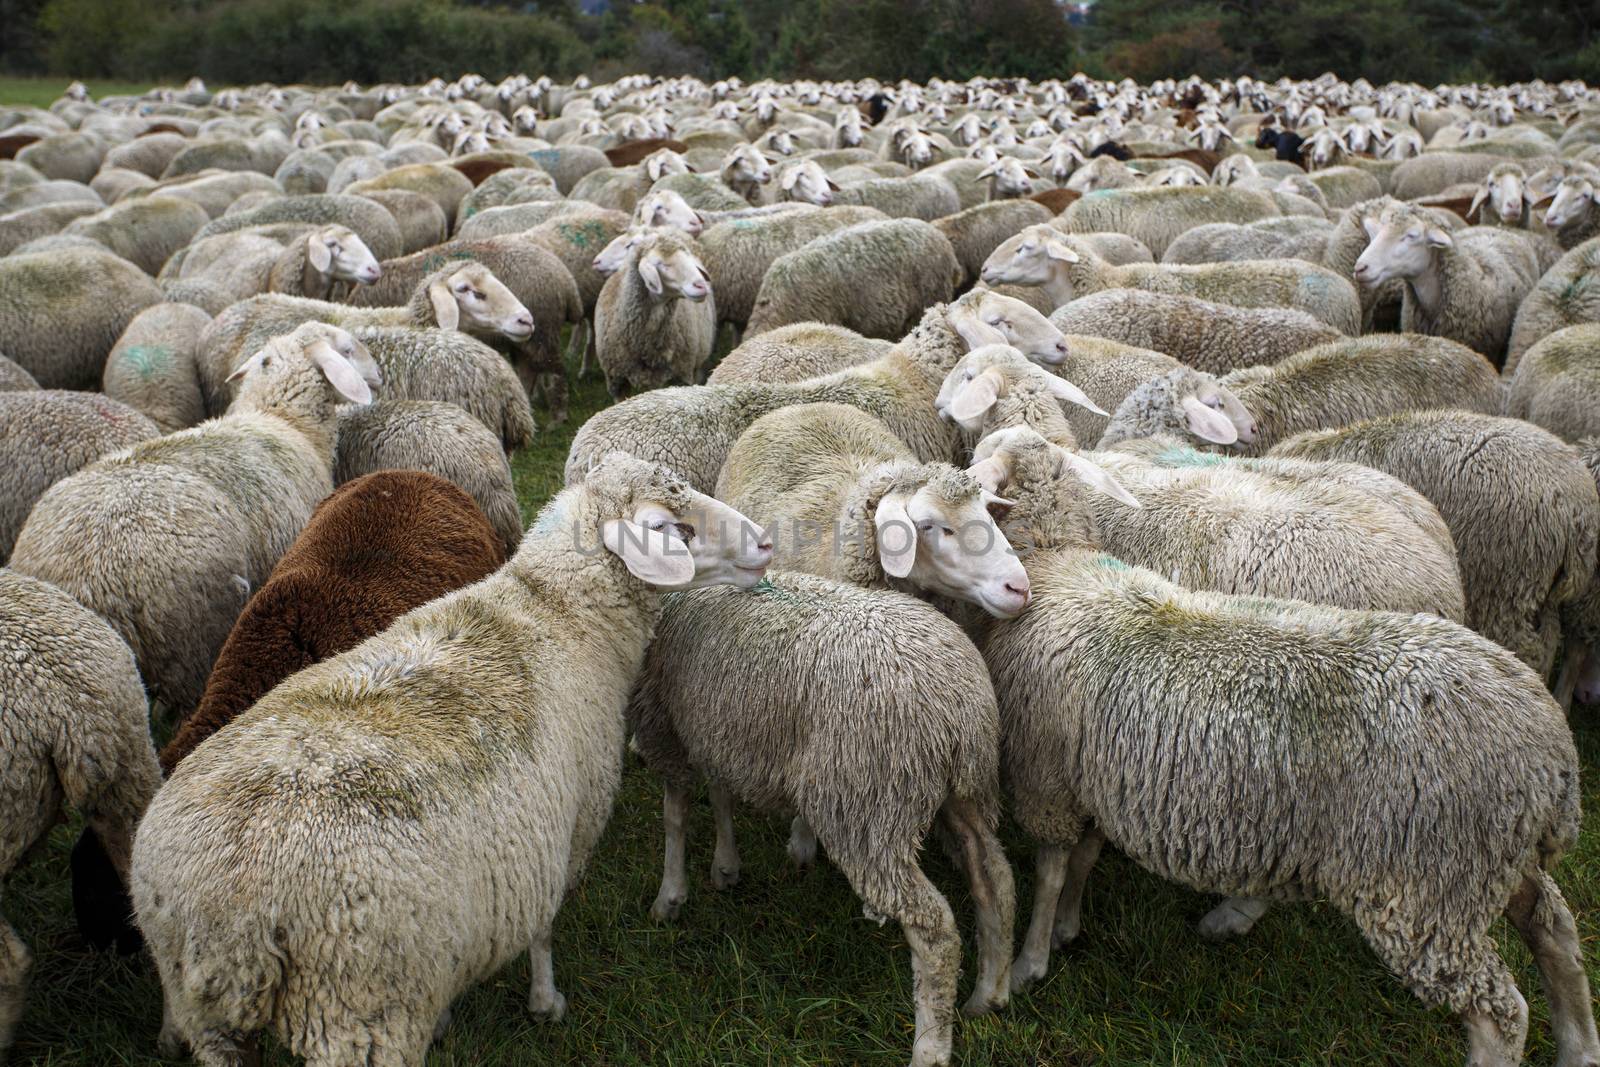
left=1005, top=579, right=1031, bottom=604
left=515, top=314, right=534, bottom=331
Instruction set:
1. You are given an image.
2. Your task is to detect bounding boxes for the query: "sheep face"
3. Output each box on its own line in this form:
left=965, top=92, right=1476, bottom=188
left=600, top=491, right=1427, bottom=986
left=980, top=228, right=1080, bottom=290
left=634, top=190, right=706, bottom=235
left=970, top=426, right=1140, bottom=518
left=1301, top=128, right=1343, bottom=169
left=950, top=292, right=1070, bottom=366
left=641, top=149, right=691, bottom=182
left=873, top=468, right=1031, bottom=618
left=227, top=323, right=378, bottom=408
left=1100, top=368, right=1257, bottom=449
left=778, top=160, right=837, bottom=206
left=589, top=452, right=772, bottom=590
left=936, top=346, right=1103, bottom=432
left=635, top=238, right=711, bottom=303
left=720, top=145, right=773, bottom=189
left=431, top=265, right=534, bottom=341
left=1212, top=154, right=1258, bottom=186
left=1470, top=167, right=1530, bottom=224
left=309, top=226, right=382, bottom=285
left=978, top=156, right=1038, bottom=199
left=593, top=230, right=647, bottom=277
left=1353, top=207, right=1453, bottom=287
left=1544, top=177, right=1595, bottom=230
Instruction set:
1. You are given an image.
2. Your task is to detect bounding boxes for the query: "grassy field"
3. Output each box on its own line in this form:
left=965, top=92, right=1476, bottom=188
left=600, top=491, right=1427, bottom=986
left=0, top=78, right=155, bottom=109
left=1, top=274, right=1598, bottom=1065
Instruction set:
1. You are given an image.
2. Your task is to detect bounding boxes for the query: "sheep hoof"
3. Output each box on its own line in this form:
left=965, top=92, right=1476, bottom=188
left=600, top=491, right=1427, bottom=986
left=527, top=988, right=567, bottom=1024
left=711, top=865, right=740, bottom=890
left=961, top=989, right=1007, bottom=1018
left=649, top=894, right=684, bottom=923
left=157, top=1025, right=186, bottom=1060
left=1197, top=901, right=1262, bottom=941
left=1051, top=917, right=1081, bottom=950
left=1009, top=955, right=1047, bottom=994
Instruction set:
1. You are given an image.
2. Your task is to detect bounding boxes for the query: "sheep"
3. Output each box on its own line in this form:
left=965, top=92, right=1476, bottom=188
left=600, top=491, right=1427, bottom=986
left=182, top=193, right=404, bottom=262
left=567, top=300, right=986, bottom=491
left=8, top=323, right=377, bottom=715
left=982, top=226, right=1361, bottom=332
left=694, top=204, right=887, bottom=332
left=334, top=398, right=523, bottom=552
left=1051, top=289, right=1344, bottom=374
left=349, top=326, right=537, bottom=451
left=129, top=453, right=772, bottom=1067
left=630, top=573, right=1015, bottom=1067
left=101, top=302, right=212, bottom=433
left=0, top=570, right=162, bottom=1059
left=1507, top=324, right=1600, bottom=442
left=0, top=200, right=103, bottom=256
left=264, top=223, right=386, bottom=298
left=976, top=155, right=1042, bottom=199
left=1161, top=216, right=1333, bottom=265
left=595, top=228, right=716, bottom=397
left=1468, top=162, right=1538, bottom=227
left=707, top=322, right=891, bottom=384
left=522, top=208, right=631, bottom=314
left=965, top=427, right=1600, bottom=1067
left=1099, top=335, right=1504, bottom=456
left=0, top=354, right=37, bottom=391
left=1541, top=172, right=1600, bottom=249
left=0, top=245, right=163, bottom=389
left=343, top=162, right=474, bottom=228
left=1353, top=200, right=1542, bottom=364
left=198, top=261, right=533, bottom=406
left=746, top=218, right=961, bottom=339
left=715, top=402, right=1032, bottom=614
left=831, top=173, right=963, bottom=220
left=357, top=187, right=448, bottom=253
left=1503, top=238, right=1600, bottom=374
left=719, top=143, right=774, bottom=203
left=1272, top=410, right=1600, bottom=677
left=0, top=390, right=159, bottom=563
left=69, top=469, right=509, bottom=954
left=1056, top=185, right=1283, bottom=258
left=932, top=199, right=1054, bottom=286
left=137, top=170, right=283, bottom=220
left=155, top=468, right=506, bottom=773
left=1320, top=196, right=1411, bottom=332
left=343, top=235, right=583, bottom=422
left=59, top=194, right=212, bottom=275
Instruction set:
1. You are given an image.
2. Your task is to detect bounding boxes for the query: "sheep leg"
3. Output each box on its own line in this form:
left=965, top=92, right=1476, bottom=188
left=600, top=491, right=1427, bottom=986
left=942, top=800, right=1015, bottom=1017
left=1505, top=872, right=1600, bottom=1067
left=526, top=929, right=567, bottom=1023
left=566, top=319, right=590, bottom=379
left=1197, top=896, right=1272, bottom=941
left=1051, top=828, right=1104, bottom=948
left=538, top=371, right=569, bottom=426
left=1355, top=906, right=1526, bottom=1067
left=650, top=783, right=691, bottom=922
left=1012, top=843, right=1070, bottom=993
left=0, top=912, right=30, bottom=1060
left=1552, top=637, right=1585, bottom=711
left=708, top=784, right=741, bottom=890
left=787, top=815, right=817, bottom=869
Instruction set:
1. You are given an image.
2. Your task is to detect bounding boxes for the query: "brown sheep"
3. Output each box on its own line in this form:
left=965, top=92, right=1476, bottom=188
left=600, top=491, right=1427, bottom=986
left=71, top=470, right=506, bottom=951
left=605, top=137, right=690, bottom=167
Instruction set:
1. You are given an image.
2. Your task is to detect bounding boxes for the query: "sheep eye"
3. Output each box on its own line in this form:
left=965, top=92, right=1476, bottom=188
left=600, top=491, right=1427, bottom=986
left=672, top=521, right=696, bottom=541
left=941, top=526, right=955, bottom=537
left=1204, top=396, right=1223, bottom=410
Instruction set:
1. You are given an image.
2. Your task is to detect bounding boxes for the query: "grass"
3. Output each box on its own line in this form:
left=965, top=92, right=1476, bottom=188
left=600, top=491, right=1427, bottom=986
left=8, top=362, right=1600, bottom=1066
left=0, top=79, right=155, bottom=110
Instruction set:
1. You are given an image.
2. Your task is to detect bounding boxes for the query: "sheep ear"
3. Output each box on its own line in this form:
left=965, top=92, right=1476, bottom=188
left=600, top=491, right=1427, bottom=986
left=694, top=211, right=708, bottom=229
left=967, top=455, right=1011, bottom=494
left=307, top=235, right=333, bottom=272
left=873, top=494, right=918, bottom=579
left=1361, top=214, right=1381, bottom=240
left=780, top=167, right=800, bottom=190
left=1043, top=238, right=1080, bottom=263
left=306, top=340, right=373, bottom=404
left=1424, top=226, right=1454, bottom=248
left=975, top=164, right=998, bottom=180
left=429, top=280, right=460, bottom=331
left=602, top=519, right=695, bottom=587
left=225, top=351, right=263, bottom=384
left=1467, top=186, right=1488, bottom=220
left=637, top=253, right=664, bottom=296
left=1180, top=395, right=1238, bottom=444
left=1058, top=449, right=1141, bottom=508
left=1023, top=167, right=1041, bottom=179
left=950, top=367, right=1003, bottom=420
left=826, top=177, right=841, bottom=191
left=1043, top=373, right=1108, bottom=415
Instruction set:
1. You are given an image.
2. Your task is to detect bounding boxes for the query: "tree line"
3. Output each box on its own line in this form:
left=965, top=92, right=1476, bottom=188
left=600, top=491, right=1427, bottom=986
left=0, top=0, right=1594, bottom=90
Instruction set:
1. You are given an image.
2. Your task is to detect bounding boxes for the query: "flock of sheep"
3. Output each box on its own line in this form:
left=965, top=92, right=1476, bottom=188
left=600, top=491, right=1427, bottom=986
left=4, top=65, right=1600, bottom=1067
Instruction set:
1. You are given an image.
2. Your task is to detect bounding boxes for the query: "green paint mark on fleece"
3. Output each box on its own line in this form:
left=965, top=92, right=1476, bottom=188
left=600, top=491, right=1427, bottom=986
left=1155, top=444, right=1227, bottom=468
left=121, top=344, right=172, bottom=380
